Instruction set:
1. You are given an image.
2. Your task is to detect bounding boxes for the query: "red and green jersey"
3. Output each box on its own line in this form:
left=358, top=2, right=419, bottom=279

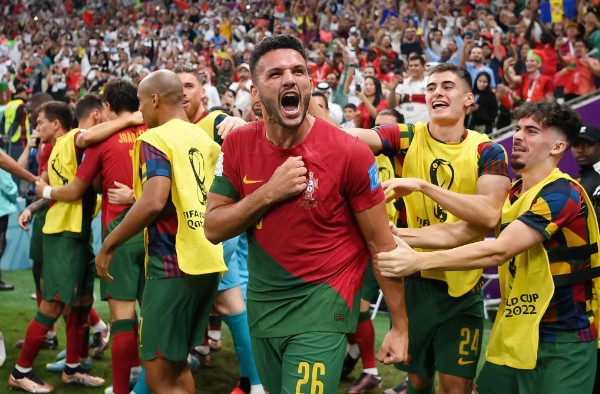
left=511, top=178, right=598, bottom=343
left=210, top=118, right=384, bottom=337
left=77, top=125, right=147, bottom=235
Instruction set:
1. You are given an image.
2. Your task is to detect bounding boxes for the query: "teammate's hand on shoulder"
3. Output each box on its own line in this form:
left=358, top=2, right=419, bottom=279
left=217, top=116, right=247, bottom=139
left=266, top=156, right=307, bottom=203
left=128, top=111, right=145, bottom=126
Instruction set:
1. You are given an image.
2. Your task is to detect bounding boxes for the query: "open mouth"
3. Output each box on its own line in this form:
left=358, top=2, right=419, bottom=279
left=281, top=92, right=300, bottom=114
left=432, top=101, right=448, bottom=110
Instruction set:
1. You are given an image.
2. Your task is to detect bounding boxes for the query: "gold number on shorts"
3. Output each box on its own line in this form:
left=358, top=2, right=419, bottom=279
left=459, top=327, right=480, bottom=356
left=138, top=317, right=144, bottom=348
left=296, top=361, right=326, bottom=394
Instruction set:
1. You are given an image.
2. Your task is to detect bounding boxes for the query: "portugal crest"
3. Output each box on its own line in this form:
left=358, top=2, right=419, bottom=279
left=299, top=171, right=318, bottom=209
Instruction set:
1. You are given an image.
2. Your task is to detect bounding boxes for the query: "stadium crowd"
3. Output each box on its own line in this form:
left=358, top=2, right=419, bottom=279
left=0, top=0, right=600, bottom=393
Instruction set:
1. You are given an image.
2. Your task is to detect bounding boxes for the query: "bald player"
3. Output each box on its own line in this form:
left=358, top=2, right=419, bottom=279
left=95, top=70, right=226, bottom=393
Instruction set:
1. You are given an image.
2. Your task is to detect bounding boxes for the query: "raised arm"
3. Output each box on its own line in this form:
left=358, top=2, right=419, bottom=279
left=76, top=111, right=144, bottom=148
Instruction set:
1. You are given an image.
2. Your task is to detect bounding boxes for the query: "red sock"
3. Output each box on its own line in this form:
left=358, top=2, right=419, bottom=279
left=66, top=307, right=89, bottom=365
left=17, top=319, right=51, bottom=368
left=88, top=307, right=101, bottom=327
left=348, top=333, right=357, bottom=345
left=112, top=331, right=137, bottom=394
left=355, top=318, right=376, bottom=369
left=80, top=324, right=90, bottom=359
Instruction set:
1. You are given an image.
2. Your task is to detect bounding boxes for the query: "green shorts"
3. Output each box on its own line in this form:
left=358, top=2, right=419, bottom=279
left=360, top=259, right=380, bottom=303
left=476, top=341, right=597, bottom=394
left=100, top=213, right=145, bottom=301
left=139, top=272, right=219, bottom=362
left=396, top=276, right=484, bottom=379
left=29, top=207, right=48, bottom=262
left=42, top=233, right=95, bottom=305
left=251, top=331, right=347, bottom=394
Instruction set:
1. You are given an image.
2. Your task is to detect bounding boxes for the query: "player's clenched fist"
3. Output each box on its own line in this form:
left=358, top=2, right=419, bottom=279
left=265, top=156, right=307, bottom=203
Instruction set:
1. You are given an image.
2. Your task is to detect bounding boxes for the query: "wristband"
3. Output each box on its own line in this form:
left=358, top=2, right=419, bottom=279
left=42, top=186, right=53, bottom=200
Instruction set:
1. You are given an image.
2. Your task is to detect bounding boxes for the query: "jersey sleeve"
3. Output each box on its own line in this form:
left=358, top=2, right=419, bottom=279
left=344, top=139, right=385, bottom=212
left=212, top=113, right=228, bottom=146
left=209, top=134, right=240, bottom=200
left=375, top=123, right=412, bottom=157
left=477, top=142, right=509, bottom=178
left=138, top=141, right=172, bottom=184
left=517, top=179, right=582, bottom=240
left=76, top=145, right=102, bottom=183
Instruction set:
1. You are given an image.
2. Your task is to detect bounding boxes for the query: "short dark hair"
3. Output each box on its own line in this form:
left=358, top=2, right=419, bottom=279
left=311, top=91, right=328, bottom=109
left=343, top=103, right=357, bottom=111
left=514, top=102, right=582, bottom=147
left=427, top=63, right=472, bottom=92
left=249, top=35, right=307, bottom=80
left=102, top=79, right=139, bottom=114
left=377, top=109, right=405, bottom=124
left=74, top=94, right=103, bottom=122
left=39, top=101, right=73, bottom=131
left=408, top=54, right=425, bottom=67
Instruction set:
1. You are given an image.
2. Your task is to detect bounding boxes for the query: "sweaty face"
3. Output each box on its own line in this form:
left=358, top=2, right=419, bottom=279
left=426, top=71, right=473, bottom=126
left=253, top=49, right=312, bottom=129
left=178, top=72, right=204, bottom=121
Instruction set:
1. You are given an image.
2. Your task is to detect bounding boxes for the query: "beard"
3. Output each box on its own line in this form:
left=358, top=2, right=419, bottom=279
left=260, top=92, right=310, bottom=130
left=510, top=157, right=525, bottom=171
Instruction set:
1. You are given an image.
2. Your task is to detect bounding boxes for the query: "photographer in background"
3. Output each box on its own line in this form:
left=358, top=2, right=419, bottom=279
left=46, top=63, right=68, bottom=101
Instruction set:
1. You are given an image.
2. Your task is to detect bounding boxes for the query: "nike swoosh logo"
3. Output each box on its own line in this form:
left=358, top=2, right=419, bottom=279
left=458, top=358, right=475, bottom=365
left=243, top=175, right=263, bottom=184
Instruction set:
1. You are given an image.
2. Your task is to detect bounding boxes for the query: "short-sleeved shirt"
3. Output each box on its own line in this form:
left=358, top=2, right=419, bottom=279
left=519, top=74, right=554, bottom=103
left=138, top=141, right=181, bottom=279
left=512, top=178, right=597, bottom=343
left=210, top=118, right=384, bottom=337
left=77, top=125, right=147, bottom=235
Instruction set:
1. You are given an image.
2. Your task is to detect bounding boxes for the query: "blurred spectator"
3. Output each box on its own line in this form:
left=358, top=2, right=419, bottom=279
left=466, top=71, right=498, bottom=134
left=461, top=42, right=497, bottom=88
left=503, top=50, right=555, bottom=103
left=356, top=76, right=387, bottom=128
left=387, top=55, right=427, bottom=124
left=314, top=81, right=342, bottom=125
left=228, top=63, right=251, bottom=114
left=341, top=103, right=358, bottom=128
left=555, top=39, right=600, bottom=101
